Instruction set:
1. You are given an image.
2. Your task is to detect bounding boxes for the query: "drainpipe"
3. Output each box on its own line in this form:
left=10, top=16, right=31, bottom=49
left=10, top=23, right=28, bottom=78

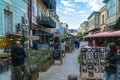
left=28, top=0, right=32, bottom=32
left=28, top=0, right=32, bottom=48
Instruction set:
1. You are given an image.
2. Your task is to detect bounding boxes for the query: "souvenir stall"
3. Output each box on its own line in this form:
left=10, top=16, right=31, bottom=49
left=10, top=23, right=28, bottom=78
left=80, top=47, right=107, bottom=80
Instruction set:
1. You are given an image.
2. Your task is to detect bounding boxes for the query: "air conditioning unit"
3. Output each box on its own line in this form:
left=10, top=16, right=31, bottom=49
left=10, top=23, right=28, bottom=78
left=22, top=17, right=29, bottom=26
left=25, top=18, right=29, bottom=26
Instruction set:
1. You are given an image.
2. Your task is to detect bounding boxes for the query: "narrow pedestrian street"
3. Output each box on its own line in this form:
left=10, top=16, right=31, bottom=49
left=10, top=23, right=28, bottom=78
left=38, top=49, right=80, bottom=80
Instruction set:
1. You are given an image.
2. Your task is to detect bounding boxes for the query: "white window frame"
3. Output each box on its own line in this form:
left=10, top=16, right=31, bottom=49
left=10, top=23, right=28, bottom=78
left=3, top=0, right=13, bottom=5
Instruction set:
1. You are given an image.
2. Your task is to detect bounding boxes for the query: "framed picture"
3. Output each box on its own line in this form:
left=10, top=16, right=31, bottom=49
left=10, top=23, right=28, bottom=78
left=93, top=53, right=98, bottom=59
left=88, top=65, right=94, bottom=70
left=82, top=66, right=87, bottom=72
left=82, top=60, right=87, bottom=65
left=100, top=53, right=105, bottom=60
left=91, top=48, right=98, bottom=53
left=81, top=48, right=87, bottom=52
left=100, top=60, right=105, bottom=65
left=87, top=52, right=93, bottom=59
left=101, top=66, right=105, bottom=73
left=94, top=66, right=100, bottom=73
left=94, top=59, right=99, bottom=65
left=87, top=48, right=91, bottom=52
left=100, top=48, right=107, bottom=53
left=88, top=71, right=94, bottom=77
left=87, top=59, right=93, bottom=64
left=82, top=53, right=86, bottom=59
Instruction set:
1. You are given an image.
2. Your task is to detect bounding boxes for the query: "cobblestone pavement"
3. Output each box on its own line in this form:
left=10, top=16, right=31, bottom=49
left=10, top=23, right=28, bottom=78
left=38, top=49, right=80, bottom=80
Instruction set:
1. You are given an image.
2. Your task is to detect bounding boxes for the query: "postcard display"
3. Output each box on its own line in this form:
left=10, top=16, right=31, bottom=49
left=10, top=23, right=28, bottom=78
left=80, top=47, right=107, bottom=79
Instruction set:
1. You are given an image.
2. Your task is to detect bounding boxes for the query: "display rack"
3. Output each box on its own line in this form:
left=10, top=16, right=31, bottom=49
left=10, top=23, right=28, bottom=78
left=80, top=47, right=107, bottom=80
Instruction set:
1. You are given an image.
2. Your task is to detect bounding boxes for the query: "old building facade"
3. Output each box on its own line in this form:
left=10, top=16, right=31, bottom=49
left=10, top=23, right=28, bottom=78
left=0, top=0, right=28, bottom=52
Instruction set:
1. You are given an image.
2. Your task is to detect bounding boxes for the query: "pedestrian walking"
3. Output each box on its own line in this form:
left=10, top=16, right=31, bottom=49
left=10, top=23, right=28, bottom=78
left=103, top=42, right=118, bottom=80
left=11, top=41, right=31, bottom=80
left=60, top=41, right=65, bottom=57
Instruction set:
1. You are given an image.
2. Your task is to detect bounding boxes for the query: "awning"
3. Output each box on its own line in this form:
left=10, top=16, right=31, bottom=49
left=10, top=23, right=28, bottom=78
left=91, top=32, right=110, bottom=37
left=84, top=31, right=111, bottom=38
left=32, top=23, right=54, bottom=35
left=26, top=36, right=39, bottom=40
left=110, top=30, right=120, bottom=37
left=84, top=30, right=120, bottom=38
left=6, top=33, right=22, bottom=37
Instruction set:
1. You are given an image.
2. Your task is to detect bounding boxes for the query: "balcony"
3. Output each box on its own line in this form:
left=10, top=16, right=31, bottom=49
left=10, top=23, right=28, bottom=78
left=41, top=0, right=56, bottom=9
left=37, top=16, right=56, bottom=28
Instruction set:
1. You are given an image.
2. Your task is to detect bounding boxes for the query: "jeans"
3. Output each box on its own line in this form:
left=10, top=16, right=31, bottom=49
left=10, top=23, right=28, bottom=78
left=103, top=71, right=116, bottom=80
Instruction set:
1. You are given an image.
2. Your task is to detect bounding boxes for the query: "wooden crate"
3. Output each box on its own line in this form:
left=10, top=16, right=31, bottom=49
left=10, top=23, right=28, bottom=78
left=39, top=61, right=51, bottom=72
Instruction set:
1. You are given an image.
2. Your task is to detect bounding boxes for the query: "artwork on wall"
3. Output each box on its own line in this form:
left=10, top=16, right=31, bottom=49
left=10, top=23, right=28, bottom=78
left=101, top=66, right=105, bottom=73
left=87, top=52, right=92, bottom=59
left=80, top=47, right=107, bottom=78
left=82, top=60, right=87, bottom=65
left=82, top=66, right=87, bottom=72
left=87, top=59, right=93, bottom=64
left=82, top=53, right=86, bottom=59
left=88, top=65, right=94, bottom=70
left=94, top=66, right=100, bottom=73
left=93, top=53, right=98, bottom=59
left=88, top=71, right=94, bottom=77
left=100, top=53, right=105, bottom=60
left=94, top=59, right=99, bottom=65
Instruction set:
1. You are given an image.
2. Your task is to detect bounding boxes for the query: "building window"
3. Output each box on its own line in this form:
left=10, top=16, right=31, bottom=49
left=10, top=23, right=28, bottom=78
left=4, top=10, right=13, bottom=34
left=107, top=9, right=109, bottom=18
left=102, top=15, right=104, bottom=24
left=32, top=1, right=35, bottom=15
left=22, top=16, right=25, bottom=24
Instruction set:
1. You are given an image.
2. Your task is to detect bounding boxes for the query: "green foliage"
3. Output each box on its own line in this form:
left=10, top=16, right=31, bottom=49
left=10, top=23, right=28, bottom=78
left=113, top=17, right=120, bottom=30
left=26, top=49, right=53, bottom=73
left=76, top=32, right=82, bottom=38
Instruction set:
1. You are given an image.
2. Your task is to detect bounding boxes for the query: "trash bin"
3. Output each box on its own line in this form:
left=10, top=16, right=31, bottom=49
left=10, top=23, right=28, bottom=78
left=68, top=74, right=78, bottom=80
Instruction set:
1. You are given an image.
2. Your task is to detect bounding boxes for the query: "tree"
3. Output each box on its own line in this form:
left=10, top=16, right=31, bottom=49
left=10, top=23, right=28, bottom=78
left=76, top=32, right=82, bottom=38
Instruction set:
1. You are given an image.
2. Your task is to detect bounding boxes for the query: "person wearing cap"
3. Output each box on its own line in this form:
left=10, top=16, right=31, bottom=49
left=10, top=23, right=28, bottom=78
left=11, top=41, right=30, bottom=80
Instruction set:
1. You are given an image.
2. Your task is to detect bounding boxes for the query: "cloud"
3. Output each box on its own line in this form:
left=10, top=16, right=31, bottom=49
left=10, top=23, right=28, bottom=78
left=62, top=8, right=75, bottom=14
left=88, top=0, right=104, bottom=11
left=60, top=0, right=104, bottom=11
left=77, top=11, right=85, bottom=14
left=61, top=0, right=73, bottom=7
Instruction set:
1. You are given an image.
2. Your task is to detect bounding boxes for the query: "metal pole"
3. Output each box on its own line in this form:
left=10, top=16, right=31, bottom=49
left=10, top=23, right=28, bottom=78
left=28, top=0, right=32, bottom=31
left=22, top=28, right=25, bottom=49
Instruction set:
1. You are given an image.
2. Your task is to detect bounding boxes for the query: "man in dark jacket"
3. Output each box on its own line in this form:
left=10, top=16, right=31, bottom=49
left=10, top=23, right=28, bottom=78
left=11, top=41, right=30, bottom=80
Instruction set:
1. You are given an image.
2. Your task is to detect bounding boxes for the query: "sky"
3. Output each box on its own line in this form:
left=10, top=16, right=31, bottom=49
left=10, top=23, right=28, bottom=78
left=56, top=0, right=105, bottom=29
